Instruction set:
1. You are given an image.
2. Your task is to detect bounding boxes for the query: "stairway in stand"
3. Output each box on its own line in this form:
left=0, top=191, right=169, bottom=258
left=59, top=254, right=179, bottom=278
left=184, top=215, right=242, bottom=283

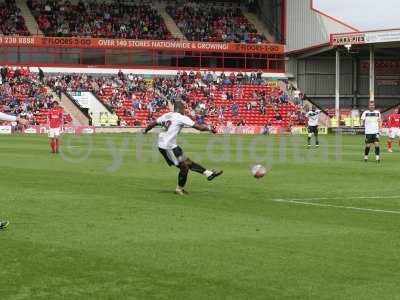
left=153, top=1, right=186, bottom=40
left=15, top=0, right=43, bottom=35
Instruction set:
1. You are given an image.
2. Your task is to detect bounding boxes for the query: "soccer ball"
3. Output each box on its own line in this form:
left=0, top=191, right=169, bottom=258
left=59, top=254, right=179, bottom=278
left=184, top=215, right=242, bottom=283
left=251, top=164, right=267, bottom=179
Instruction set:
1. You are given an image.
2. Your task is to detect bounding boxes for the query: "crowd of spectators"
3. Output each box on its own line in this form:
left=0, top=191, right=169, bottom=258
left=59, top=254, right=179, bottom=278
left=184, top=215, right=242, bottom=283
left=166, top=1, right=267, bottom=43
left=46, top=70, right=304, bottom=127
left=2, top=0, right=268, bottom=44
left=0, top=66, right=71, bottom=125
left=0, top=0, right=30, bottom=36
left=28, top=0, right=172, bottom=39
left=47, top=72, right=169, bottom=126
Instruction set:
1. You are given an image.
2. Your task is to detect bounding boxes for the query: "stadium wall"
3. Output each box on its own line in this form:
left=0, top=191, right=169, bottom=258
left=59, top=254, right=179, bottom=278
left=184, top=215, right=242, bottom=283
left=18, top=66, right=288, bottom=78
left=285, top=0, right=356, bottom=53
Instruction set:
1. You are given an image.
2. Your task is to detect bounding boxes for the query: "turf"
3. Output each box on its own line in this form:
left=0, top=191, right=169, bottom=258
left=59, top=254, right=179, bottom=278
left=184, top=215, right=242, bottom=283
left=1, top=133, right=400, bottom=300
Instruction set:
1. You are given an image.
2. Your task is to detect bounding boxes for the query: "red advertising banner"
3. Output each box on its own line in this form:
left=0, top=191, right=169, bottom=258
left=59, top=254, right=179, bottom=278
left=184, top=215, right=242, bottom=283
left=0, top=36, right=284, bottom=55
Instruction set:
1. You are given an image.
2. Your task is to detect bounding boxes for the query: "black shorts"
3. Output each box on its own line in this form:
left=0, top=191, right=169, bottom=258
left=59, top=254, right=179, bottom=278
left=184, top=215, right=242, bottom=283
left=159, top=146, right=186, bottom=167
left=365, top=134, right=379, bottom=144
left=308, top=126, right=318, bottom=134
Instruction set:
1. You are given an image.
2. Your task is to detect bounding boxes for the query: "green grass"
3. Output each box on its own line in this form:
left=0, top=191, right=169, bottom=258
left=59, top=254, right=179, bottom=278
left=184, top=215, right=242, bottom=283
left=1, top=133, right=400, bottom=300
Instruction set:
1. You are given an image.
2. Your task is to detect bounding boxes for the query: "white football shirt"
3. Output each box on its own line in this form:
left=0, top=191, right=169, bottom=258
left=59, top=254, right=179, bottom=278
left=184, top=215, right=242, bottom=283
left=361, top=110, right=381, bottom=134
left=157, top=112, right=195, bottom=149
left=306, top=110, right=320, bottom=126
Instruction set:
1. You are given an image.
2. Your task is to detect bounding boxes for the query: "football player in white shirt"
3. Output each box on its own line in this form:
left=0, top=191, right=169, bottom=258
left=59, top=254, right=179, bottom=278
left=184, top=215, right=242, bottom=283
left=0, top=112, right=28, bottom=230
left=144, top=101, right=223, bottom=195
left=306, top=106, right=320, bottom=148
left=361, top=102, right=382, bottom=163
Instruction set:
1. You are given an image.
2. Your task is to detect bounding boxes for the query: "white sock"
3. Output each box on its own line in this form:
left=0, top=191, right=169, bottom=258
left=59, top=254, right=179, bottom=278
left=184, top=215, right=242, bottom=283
left=376, top=155, right=380, bottom=160
left=203, top=170, right=213, bottom=177
left=364, top=155, right=368, bottom=160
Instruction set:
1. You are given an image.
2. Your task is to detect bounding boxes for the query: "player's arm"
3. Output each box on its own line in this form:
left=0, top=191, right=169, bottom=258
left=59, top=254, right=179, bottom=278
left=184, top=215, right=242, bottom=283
left=193, top=123, right=217, bottom=134
left=143, top=120, right=158, bottom=134
left=61, top=111, right=65, bottom=129
left=46, top=111, right=50, bottom=127
left=361, top=112, right=366, bottom=127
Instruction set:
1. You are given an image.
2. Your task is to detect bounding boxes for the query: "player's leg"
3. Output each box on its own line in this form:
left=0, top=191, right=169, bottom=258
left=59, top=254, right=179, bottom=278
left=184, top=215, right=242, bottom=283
left=364, top=144, right=371, bottom=161
left=50, top=138, right=56, bottom=153
left=176, top=161, right=190, bottom=195
left=49, top=129, right=56, bottom=153
left=55, top=137, right=60, bottom=153
left=54, top=128, right=61, bottom=153
left=397, top=129, right=400, bottom=149
left=387, top=137, right=393, bottom=152
left=160, top=147, right=190, bottom=195
left=364, top=136, right=372, bottom=162
left=185, top=158, right=223, bottom=181
left=374, top=139, right=380, bottom=163
left=307, top=127, right=313, bottom=148
left=314, top=127, right=319, bottom=147
left=0, top=220, right=10, bottom=230
left=387, top=129, right=394, bottom=152
left=158, top=148, right=188, bottom=195
left=172, top=146, right=223, bottom=181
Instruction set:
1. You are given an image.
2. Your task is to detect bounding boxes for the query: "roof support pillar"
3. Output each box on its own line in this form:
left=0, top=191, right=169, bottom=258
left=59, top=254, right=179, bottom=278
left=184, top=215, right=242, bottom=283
left=335, top=49, right=340, bottom=124
left=369, top=45, right=375, bottom=104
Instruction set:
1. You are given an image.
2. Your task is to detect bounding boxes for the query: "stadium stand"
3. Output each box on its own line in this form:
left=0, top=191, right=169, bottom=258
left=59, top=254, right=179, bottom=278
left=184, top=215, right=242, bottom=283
left=0, top=67, right=72, bottom=125
left=47, top=71, right=304, bottom=127
left=0, top=0, right=30, bottom=36
left=166, top=1, right=267, bottom=43
left=27, top=0, right=173, bottom=39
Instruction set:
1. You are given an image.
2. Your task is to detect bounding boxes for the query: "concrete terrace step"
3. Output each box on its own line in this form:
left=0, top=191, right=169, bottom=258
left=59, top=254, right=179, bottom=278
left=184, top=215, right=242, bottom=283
left=15, top=0, right=43, bottom=35
left=153, top=1, right=186, bottom=40
left=242, top=10, right=275, bottom=43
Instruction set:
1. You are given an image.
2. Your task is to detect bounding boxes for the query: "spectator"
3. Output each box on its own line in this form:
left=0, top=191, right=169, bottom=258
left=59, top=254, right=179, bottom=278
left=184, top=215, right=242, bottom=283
left=236, top=72, right=244, bottom=84
left=256, top=70, right=263, bottom=84
left=250, top=72, right=257, bottom=84
left=232, top=103, right=239, bottom=117
left=260, top=104, right=266, bottom=115
left=1, top=66, right=8, bottom=83
left=246, top=101, right=252, bottom=111
left=38, top=68, right=44, bottom=83
left=237, top=119, right=246, bottom=126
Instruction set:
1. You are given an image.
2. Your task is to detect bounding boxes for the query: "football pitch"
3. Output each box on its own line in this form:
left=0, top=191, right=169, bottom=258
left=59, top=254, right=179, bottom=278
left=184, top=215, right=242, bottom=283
left=1, top=133, right=400, bottom=300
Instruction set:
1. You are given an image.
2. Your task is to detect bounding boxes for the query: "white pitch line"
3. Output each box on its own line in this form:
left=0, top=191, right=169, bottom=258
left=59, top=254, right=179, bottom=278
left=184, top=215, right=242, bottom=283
left=274, top=195, right=400, bottom=202
left=272, top=199, right=400, bottom=215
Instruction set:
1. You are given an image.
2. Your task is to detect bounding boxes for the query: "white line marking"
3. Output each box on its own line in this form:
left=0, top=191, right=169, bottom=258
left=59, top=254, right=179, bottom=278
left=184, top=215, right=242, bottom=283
left=272, top=199, right=400, bottom=215
left=274, top=195, right=400, bottom=202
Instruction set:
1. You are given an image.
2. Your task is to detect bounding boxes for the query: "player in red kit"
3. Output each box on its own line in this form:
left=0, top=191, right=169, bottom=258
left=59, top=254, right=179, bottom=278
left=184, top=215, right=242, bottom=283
left=47, top=101, right=64, bottom=154
left=387, top=107, right=400, bottom=153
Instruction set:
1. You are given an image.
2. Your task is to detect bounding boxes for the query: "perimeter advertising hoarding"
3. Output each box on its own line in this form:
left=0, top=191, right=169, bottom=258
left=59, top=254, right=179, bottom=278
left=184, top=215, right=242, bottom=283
left=0, top=36, right=284, bottom=55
